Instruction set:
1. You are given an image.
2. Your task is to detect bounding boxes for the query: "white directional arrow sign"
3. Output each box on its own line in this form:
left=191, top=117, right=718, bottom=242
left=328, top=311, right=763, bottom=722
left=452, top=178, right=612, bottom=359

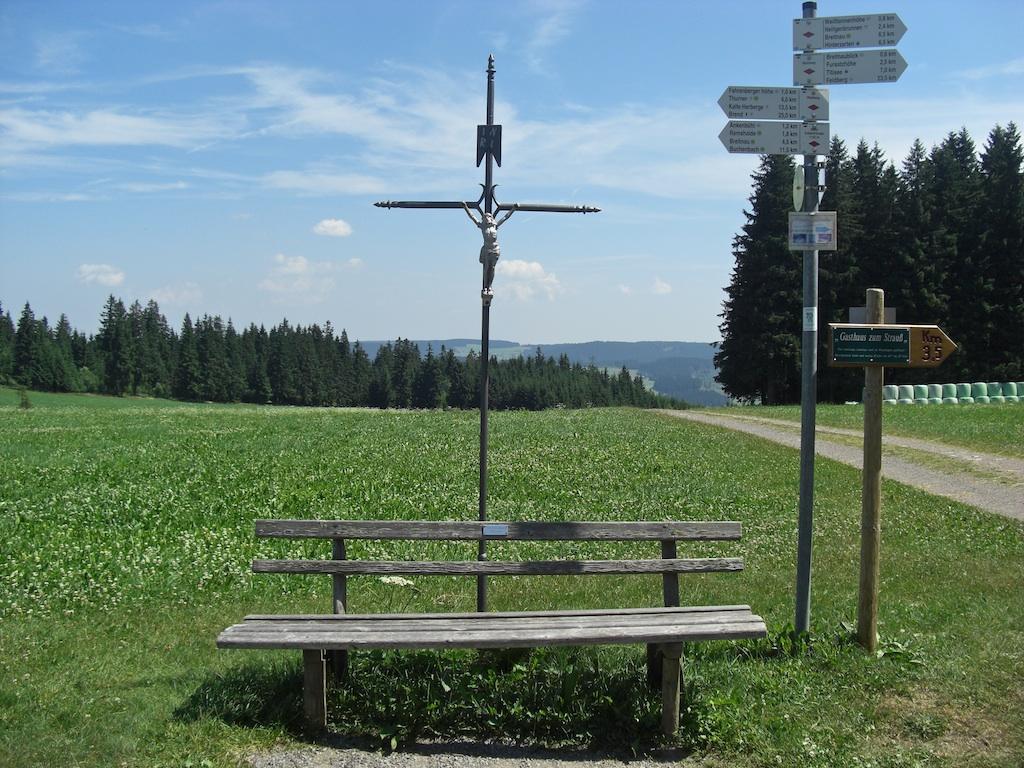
left=794, top=13, right=906, bottom=51
left=719, top=86, right=829, bottom=121
left=795, top=50, right=907, bottom=85
left=719, top=121, right=829, bottom=156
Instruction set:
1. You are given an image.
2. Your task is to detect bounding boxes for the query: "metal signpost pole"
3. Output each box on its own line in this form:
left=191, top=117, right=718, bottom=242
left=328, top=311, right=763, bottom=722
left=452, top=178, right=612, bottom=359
left=794, top=0, right=819, bottom=636
left=721, top=2, right=906, bottom=638
left=375, top=55, right=599, bottom=612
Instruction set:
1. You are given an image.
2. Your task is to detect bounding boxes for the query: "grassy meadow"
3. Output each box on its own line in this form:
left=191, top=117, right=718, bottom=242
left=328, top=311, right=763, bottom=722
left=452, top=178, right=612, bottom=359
left=728, top=402, right=1024, bottom=458
left=1, top=389, right=1022, bottom=767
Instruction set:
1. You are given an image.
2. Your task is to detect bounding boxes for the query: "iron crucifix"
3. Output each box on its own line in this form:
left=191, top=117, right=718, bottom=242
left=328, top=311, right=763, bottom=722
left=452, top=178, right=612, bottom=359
left=374, top=54, right=600, bottom=612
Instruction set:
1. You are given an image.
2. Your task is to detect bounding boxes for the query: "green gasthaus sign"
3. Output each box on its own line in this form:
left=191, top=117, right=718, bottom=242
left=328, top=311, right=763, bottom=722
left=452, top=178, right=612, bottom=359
left=830, top=325, right=910, bottom=365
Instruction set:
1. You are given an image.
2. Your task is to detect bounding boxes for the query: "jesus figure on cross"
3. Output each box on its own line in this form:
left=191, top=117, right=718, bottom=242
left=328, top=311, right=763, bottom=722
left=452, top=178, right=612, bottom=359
left=463, top=203, right=514, bottom=292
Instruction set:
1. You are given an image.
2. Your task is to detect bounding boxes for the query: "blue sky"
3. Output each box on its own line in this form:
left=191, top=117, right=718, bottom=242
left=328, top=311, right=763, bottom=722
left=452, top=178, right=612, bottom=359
left=2, top=1, right=1022, bottom=343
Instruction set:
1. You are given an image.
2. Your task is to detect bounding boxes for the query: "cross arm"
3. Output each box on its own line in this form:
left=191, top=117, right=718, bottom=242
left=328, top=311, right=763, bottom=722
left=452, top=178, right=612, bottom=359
left=495, top=202, right=601, bottom=214
left=374, top=200, right=482, bottom=211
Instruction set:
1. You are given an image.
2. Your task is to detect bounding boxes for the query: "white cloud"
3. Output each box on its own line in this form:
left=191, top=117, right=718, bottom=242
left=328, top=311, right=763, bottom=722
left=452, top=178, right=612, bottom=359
left=496, top=259, right=563, bottom=301
left=313, top=218, right=353, bottom=237
left=77, top=264, right=125, bottom=287
left=618, top=284, right=633, bottom=295
left=150, top=282, right=202, bottom=306
left=652, top=277, right=672, bottom=295
left=258, top=253, right=359, bottom=304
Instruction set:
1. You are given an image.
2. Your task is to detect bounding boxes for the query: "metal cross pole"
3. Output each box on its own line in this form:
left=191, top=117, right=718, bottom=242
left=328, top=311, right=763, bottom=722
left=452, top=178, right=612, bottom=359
left=794, top=0, right=820, bottom=636
left=375, top=54, right=599, bottom=612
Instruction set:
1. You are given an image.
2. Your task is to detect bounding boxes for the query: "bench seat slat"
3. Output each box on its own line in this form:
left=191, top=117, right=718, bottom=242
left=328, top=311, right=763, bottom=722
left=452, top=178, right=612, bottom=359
left=243, top=604, right=755, bottom=621
left=256, top=520, right=741, bottom=541
left=225, top=609, right=753, bottom=634
left=252, top=557, right=743, bottom=576
left=218, top=618, right=766, bottom=650
left=226, top=618, right=753, bottom=634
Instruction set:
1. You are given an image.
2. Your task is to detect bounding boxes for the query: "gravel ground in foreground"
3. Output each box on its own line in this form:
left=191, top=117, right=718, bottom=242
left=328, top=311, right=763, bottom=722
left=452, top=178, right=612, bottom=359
left=247, top=742, right=707, bottom=768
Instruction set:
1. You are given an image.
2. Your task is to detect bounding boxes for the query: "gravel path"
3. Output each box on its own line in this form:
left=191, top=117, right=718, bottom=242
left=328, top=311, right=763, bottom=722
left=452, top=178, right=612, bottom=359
left=658, top=410, right=1024, bottom=522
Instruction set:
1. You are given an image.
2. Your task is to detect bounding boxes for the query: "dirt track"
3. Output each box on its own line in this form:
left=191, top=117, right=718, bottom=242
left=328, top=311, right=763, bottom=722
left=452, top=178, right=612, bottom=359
left=658, top=409, right=1024, bottom=522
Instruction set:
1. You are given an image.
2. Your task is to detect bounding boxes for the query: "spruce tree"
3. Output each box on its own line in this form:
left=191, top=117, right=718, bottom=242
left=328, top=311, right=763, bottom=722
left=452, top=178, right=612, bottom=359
left=173, top=314, right=202, bottom=400
left=0, top=304, right=14, bottom=382
left=97, top=296, right=133, bottom=396
left=716, top=154, right=801, bottom=404
left=929, top=129, right=984, bottom=379
left=979, top=123, right=1024, bottom=379
left=13, top=303, right=37, bottom=388
left=817, top=136, right=864, bottom=402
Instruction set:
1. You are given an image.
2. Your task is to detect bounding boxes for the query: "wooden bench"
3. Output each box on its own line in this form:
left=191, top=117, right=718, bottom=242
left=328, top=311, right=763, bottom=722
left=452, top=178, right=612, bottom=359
left=217, top=520, right=766, bottom=736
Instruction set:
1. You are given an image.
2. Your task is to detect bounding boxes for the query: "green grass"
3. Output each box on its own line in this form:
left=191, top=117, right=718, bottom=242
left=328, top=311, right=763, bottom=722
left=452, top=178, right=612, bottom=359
left=2, top=390, right=1022, bottom=766
left=710, top=402, right=1024, bottom=458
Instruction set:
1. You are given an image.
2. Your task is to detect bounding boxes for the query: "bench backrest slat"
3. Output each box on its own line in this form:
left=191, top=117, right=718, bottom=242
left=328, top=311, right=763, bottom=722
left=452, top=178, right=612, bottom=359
left=256, top=519, right=741, bottom=541
left=252, top=557, right=743, bottom=576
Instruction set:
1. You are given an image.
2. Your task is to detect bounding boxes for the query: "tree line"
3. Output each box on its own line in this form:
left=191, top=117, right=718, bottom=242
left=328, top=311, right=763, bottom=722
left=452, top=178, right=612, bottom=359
left=0, top=297, right=680, bottom=410
left=716, top=123, right=1024, bottom=404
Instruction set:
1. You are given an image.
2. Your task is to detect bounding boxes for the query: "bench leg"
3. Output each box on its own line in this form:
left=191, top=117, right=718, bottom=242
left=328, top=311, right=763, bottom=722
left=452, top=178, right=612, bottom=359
left=645, top=643, right=662, bottom=690
left=303, top=649, right=327, bottom=732
left=328, top=650, right=349, bottom=683
left=660, top=643, right=683, bottom=737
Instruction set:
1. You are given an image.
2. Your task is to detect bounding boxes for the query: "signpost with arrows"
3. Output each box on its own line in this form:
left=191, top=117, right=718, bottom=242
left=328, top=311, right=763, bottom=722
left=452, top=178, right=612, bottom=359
left=793, top=13, right=907, bottom=50
left=375, top=55, right=599, bottom=613
left=718, top=86, right=829, bottom=121
left=718, top=2, right=908, bottom=638
left=829, top=291, right=956, bottom=653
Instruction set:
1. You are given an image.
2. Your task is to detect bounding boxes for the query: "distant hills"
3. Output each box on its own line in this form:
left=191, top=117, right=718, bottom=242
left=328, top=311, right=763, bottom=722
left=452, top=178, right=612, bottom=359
left=358, top=339, right=727, bottom=406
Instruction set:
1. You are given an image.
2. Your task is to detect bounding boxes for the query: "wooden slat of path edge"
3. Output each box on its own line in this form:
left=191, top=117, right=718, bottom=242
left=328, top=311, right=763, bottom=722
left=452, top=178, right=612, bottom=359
left=243, top=605, right=755, bottom=621
left=218, top=620, right=767, bottom=650
left=251, top=557, right=744, bottom=576
left=223, top=611, right=758, bottom=635
left=256, top=520, right=742, bottom=541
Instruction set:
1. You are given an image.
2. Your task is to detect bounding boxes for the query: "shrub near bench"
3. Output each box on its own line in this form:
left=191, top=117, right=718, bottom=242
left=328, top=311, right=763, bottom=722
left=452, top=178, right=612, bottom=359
left=218, top=519, right=767, bottom=737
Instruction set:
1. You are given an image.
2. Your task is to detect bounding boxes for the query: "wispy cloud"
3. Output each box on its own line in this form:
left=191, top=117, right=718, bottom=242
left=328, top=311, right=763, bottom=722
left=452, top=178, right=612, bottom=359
left=313, top=218, right=353, bottom=237
left=0, top=107, right=238, bottom=148
left=956, top=57, right=1024, bottom=80
left=109, top=23, right=174, bottom=40
left=263, top=170, right=387, bottom=195
left=524, top=0, right=585, bottom=73
left=10, top=59, right=1009, bottom=207
left=652, top=277, right=672, bottom=295
left=77, top=263, right=125, bottom=287
left=115, top=180, right=188, bottom=193
left=34, top=32, right=89, bottom=75
left=618, top=284, right=633, bottom=295
left=3, top=191, right=100, bottom=203
left=496, top=259, right=563, bottom=301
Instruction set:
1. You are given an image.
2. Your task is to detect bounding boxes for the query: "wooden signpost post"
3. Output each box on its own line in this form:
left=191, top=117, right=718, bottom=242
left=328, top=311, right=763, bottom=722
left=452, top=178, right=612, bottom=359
left=828, top=289, right=956, bottom=652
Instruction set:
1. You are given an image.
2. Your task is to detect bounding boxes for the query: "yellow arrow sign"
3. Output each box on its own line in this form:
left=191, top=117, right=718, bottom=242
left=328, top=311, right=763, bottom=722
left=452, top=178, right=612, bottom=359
left=908, top=325, right=957, bottom=368
left=828, top=324, right=957, bottom=368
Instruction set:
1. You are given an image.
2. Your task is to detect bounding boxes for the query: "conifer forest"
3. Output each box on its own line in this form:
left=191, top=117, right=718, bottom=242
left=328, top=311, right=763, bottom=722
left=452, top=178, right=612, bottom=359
left=716, top=124, right=1024, bottom=404
left=0, top=297, right=675, bottom=411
